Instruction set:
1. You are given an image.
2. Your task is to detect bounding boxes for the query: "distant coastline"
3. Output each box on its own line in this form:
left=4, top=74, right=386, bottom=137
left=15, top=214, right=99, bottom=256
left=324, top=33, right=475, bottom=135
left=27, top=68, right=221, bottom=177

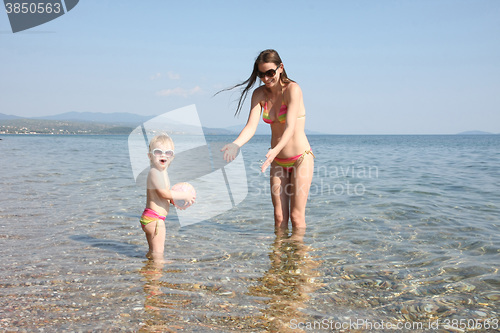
left=0, top=112, right=497, bottom=136
left=0, top=111, right=316, bottom=136
left=0, top=118, right=239, bottom=136
left=0, top=118, right=134, bottom=135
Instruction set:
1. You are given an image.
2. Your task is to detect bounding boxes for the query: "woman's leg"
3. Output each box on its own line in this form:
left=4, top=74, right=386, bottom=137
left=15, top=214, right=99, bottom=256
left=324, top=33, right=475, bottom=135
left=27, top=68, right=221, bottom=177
left=270, top=163, right=291, bottom=230
left=290, top=153, right=314, bottom=229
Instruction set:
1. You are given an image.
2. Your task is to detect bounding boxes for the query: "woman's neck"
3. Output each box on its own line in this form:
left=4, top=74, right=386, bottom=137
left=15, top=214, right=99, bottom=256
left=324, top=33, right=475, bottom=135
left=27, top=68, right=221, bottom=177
left=266, top=80, right=285, bottom=97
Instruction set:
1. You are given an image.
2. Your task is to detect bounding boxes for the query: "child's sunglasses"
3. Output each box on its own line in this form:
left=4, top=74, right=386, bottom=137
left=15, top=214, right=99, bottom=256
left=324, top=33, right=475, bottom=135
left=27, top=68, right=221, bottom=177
left=257, top=64, right=281, bottom=79
left=151, top=148, right=174, bottom=158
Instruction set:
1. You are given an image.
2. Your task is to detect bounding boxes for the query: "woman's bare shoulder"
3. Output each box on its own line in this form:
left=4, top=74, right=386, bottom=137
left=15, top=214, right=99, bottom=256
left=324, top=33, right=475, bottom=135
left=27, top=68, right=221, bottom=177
left=253, top=85, right=267, bottom=98
left=252, top=86, right=267, bottom=105
left=284, top=81, right=302, bottom=99
left=286, top=81, right=301, bottom=92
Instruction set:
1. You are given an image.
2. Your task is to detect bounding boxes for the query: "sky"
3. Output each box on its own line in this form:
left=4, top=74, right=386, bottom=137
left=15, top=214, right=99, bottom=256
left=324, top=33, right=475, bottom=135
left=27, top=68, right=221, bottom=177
left=1, top=0, right=499, bottom=134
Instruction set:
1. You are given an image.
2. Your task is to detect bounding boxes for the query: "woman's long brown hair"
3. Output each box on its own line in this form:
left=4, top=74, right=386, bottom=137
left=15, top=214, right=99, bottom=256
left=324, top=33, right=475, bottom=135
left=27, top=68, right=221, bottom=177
left=216, top=49, right=294, bottom=117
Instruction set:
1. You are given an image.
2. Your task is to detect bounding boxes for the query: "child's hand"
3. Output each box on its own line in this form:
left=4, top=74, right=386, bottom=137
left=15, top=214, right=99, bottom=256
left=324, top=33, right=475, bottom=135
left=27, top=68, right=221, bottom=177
left=220, top=143, right=240, bottom=162
left=180, top=191, right=196, bottom=209
left=170, top=190, right=196, bottom=210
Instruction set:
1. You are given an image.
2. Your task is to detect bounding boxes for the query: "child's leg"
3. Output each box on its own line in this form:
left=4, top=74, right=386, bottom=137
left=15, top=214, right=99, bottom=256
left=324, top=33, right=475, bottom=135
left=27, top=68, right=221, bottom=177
left=143, top=219, right=166, bottom=259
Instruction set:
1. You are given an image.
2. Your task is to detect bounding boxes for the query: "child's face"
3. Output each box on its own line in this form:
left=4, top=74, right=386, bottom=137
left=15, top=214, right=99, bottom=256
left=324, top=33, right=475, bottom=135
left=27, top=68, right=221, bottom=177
left=148, top=142, right=174, bottom=170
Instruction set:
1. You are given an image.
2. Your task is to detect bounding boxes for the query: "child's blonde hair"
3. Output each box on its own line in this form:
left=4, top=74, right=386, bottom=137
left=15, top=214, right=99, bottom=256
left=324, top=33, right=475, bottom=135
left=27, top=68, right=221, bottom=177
left=149, top=133, right=174, bottom=151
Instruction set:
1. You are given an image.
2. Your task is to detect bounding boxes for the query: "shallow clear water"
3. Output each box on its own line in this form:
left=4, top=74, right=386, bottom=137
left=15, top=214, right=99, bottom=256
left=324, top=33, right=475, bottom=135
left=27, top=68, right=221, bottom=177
left=0, top=134, right=499, bottom=332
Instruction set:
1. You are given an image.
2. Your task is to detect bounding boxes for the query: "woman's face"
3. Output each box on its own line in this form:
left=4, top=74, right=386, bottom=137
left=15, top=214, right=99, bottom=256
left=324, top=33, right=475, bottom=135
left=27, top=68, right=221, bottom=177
left=257, top=62, right=282, bottom=88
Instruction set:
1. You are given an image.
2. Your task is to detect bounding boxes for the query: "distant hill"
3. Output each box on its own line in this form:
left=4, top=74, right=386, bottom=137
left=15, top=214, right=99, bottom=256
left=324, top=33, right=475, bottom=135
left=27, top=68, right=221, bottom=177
left=202, top=127, right=236, bottom=135
left=0, top=112, right=325, bottom=135
left=0, top=118, right=133, bottom=135
left=225, top=123, right=270, bottom=135
left=0, top=116, right=233, bottom=136
left=457, top=130, right=496, bottom=135
left=0, top=113, right=23, bottom=120
left=32, top=111, right=154, bottom=125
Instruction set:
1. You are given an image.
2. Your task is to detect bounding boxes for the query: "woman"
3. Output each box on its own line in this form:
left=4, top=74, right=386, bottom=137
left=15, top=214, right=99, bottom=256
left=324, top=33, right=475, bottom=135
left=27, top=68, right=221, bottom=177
left=220, top=49, right=314, bottom=230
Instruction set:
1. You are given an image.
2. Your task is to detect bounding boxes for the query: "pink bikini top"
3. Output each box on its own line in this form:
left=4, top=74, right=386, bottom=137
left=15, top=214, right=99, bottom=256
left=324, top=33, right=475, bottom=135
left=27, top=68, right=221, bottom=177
left=262, top=100, right=306, bottom=124
left=262, top=101, right=287, bottom=124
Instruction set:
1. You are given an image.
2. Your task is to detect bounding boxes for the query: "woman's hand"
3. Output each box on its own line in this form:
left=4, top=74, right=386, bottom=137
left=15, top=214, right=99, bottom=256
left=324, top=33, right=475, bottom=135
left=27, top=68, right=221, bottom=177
left=261, top=148, right=278, bottom=173
left=220, top=143, right=240, bottom=162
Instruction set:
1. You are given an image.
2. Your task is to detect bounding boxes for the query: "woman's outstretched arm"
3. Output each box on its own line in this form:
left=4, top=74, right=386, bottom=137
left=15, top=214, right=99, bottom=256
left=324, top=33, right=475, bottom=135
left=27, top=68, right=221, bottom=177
left=221, top=89, right=263, bottom=162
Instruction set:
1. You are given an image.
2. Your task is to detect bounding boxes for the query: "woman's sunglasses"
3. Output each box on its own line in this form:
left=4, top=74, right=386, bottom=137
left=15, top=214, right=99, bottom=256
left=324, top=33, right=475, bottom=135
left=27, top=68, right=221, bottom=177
left=151, top=148, right=174, bottom=158
left=257, top=64, right=281, bottom=79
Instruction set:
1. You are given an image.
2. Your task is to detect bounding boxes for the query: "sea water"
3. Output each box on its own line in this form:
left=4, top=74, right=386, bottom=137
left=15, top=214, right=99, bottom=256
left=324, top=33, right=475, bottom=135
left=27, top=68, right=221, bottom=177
left=0, top=134, right=499, bottom=332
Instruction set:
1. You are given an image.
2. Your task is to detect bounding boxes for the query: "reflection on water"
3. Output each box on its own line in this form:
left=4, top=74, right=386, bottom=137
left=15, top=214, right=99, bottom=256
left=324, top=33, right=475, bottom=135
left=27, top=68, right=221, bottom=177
left=139, top=259, right=197, bottom=332
left=248, top=228, right=323, bottom=333
left=136, top=228, right=323, bottom=332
